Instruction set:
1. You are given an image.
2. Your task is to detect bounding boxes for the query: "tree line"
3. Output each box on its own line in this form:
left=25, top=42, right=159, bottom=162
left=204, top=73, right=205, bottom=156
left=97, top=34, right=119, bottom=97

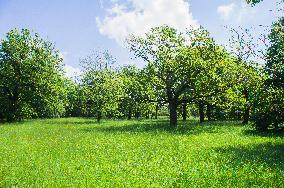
left=0, top=1, right=283, bottom=130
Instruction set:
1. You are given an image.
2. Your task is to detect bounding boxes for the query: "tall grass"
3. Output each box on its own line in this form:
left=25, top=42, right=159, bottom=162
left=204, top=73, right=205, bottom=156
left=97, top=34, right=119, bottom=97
left=0, top=118, right=283, bottom=187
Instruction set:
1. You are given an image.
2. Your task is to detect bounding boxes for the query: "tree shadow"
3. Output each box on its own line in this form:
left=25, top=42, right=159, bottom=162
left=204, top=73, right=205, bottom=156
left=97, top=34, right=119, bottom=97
left=0, top=120, right=26, bottom=126
left=171, top=143, right=284, bottom=187
left=45, top=118, right=101, bottom=125
left=81, top=120, right=241, bottom=135
left=216, top=143, right=284, bottom=171
left=243, top=128, right=284, bottom=138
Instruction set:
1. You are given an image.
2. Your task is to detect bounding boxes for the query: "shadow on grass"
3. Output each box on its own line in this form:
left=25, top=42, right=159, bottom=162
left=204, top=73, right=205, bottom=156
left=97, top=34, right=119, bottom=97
left=81, top=120, right=242, bottom=135
left=217, top=143, right=284, bottom=170
left=0, top=120, right=26, bottom=126
left=243, top=129, right=284, bottom=138
left=45, top=118, right=100, bottom=125
left=172, top=143, right=284, bottom=186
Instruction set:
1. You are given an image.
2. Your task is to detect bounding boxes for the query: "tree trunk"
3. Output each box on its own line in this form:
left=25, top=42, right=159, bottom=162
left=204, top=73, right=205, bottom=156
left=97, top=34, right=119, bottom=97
left=7, top=88, right=19, bottom=122
left=0, top=112, right=3, bottom=120
left=242, top=89, right=250, bottom=124
left=199, top=102, right=205, bottom=123
left=97, top=111, right=102, bottom=123
left=169, top=100, right=178, bottom=128
left=127, top=107, right=132, bottom=120
left=146, top=111, right=149, bottom=119
left=206, top=103, right=212, bottom=121
left=243, top=107, right=250, bottom=124
left=155, top=103, right=158, bottom=119
left=135, top=111, right=140, bottom=119
left=182, top=102, right=187, bottom=121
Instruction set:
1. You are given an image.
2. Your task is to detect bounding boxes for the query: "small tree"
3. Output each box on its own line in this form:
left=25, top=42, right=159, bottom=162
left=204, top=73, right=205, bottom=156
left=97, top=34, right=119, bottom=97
left=80, top=50, right=123, bottom=122
left=227, top=27, right=262, bottom=124
left=252, top=17, right=284, bottom=130
left=119, top=65, right=156, bottom=120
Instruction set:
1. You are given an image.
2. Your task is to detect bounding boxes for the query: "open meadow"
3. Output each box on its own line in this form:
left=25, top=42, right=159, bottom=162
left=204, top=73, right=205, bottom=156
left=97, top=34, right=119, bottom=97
left=0, top=118, right=283, bottom=187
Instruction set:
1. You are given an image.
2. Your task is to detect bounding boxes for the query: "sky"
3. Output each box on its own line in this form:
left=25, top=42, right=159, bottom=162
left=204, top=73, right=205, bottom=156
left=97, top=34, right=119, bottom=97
left=0, top=0, right=282, bottom=78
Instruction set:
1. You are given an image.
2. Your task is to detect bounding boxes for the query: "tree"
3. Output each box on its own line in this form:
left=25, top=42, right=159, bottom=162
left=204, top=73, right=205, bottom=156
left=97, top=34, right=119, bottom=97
left=127, top=25, right=229, bottom=127
left=127, top=26, right=184, bottom=127
left=119, top=65, right=156, bottom=120
left=226, top=27, right=262, bottom=124
left=252, top=17, right=284, bottom=130
left=266, top=17, right=284, bottom=89
left=0, top=29, right=66, bottom=121
left=64, top=78, right=84, bottom=117
left=80, top=50, right=123, bottom=122
left=244, top=0, right=283, bottom=130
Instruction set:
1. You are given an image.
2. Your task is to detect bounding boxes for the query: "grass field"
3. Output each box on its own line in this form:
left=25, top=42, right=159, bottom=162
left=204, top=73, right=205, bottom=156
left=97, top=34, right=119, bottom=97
left=0, top=118, right=283, bottom=187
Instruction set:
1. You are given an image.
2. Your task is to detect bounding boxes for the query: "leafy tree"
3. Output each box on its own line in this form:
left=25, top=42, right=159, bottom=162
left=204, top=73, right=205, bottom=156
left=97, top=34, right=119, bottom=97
left=0, top=29, right=66, bottom=121
left=127, top=26, right=183, bottom=127
left=118, top=65, right=156, bottom=120
left=64, top=78, right=84, bottom=117
left=266, top=17, right=284, bottom=89
left=127, top=25, right=232, bottom=127
left=252, top=18, right=284, bottom=129
left=227, top=27, right=262, bottom=124
left=80, top=50, right=123, bottom=122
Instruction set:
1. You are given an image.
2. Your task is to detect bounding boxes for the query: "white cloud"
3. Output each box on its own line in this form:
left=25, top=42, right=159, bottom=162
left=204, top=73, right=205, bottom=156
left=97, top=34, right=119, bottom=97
left=217, top=3, right=236, bottom=20
left=99, top=0, right=104, bottom=9
left=236, top=3, right=257, bottom=24
left=96, top=0, right=199, bottom=45
left=64, top=64, right=81, bottom=79
left=217, top=2, right=257, bottom=23
left=58, top=51, right=81, bottom=78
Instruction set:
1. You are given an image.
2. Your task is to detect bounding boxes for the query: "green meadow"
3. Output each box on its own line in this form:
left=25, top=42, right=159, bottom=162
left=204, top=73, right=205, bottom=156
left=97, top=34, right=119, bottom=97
left=0, top=118, right=283, bottom=187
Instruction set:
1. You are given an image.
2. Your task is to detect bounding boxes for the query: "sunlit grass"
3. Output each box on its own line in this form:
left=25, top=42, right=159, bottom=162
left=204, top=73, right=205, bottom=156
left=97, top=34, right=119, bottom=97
left=0, top=118, right=283, bottom=187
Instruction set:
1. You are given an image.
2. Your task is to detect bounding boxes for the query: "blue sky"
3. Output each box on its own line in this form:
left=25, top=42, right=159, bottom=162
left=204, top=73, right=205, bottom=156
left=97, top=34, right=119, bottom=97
left=0, top=0, right=281, bottom=77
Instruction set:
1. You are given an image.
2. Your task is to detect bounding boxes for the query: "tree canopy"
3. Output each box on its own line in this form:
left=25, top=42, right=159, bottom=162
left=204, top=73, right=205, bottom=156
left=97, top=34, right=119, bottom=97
left=0, top=21, right=282, bottom=130
left=0, top=29, right=66, bottom=121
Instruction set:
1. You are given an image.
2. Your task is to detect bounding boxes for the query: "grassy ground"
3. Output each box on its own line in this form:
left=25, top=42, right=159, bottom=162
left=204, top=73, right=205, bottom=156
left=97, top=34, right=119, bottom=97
left=0, top=118, right=283, bottom=187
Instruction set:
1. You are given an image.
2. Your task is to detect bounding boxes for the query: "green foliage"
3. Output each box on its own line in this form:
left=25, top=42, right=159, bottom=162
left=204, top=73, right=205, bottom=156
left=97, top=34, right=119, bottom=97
left=80, top=50, right=123, bottom=121
left=246, top=0, right=283, bottom=6
left=246, top=0, right=264, bottom=5
left=64, top=79, right=84, bottom=117
left=0, top=118, right=283, bottom=187
left=118, top=65, right=156, bottom=119
left=252, top=87, right=284, bottom=129
left=252, top=18, right=284, bottom=129
left=226, top=27, right=263, bottom=124
left=267, top=17, right=284, bottom=89
left=127, top=25, right=236, bottom=126
left=0, top=29, right=66, bottom=121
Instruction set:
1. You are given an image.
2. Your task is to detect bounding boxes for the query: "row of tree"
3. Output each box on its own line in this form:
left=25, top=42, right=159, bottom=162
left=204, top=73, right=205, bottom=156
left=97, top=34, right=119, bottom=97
left=0, top=1, right=283, bottom=130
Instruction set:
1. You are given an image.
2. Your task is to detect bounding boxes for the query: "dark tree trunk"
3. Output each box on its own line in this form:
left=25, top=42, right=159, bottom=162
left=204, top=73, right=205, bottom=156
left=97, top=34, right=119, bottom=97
left=7, top=88, right=19, bottom=122
left=155, top=103, right=158, bottom=119
left=243, top=107, right=250, bottom=124
left=206, top=103, right=212, bottom=121
left=146, top=111, right=149, bottom=119
left=182, top=102, right=187, bottom=121
left=97, top=111, right=102, bottom=123
left=135, top=111, right=140, bottom=119
left=169, top=100, right=178, bottom=128
left=127, top=108, right=132, bottom=120
left=199, top=102, right=205, bottom=123
left=242, top=89, right=250, bottom=124
left=0, top=112, right=3, bottom=120
left=7, top=62, right=20, bottom=122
